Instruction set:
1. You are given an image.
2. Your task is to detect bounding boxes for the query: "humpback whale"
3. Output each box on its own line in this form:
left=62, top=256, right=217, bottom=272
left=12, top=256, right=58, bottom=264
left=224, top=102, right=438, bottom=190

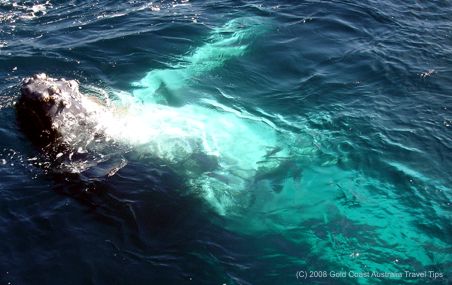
left=15, top=17, right=297, bottom=214
left=16, top=73, right=291, bottom=213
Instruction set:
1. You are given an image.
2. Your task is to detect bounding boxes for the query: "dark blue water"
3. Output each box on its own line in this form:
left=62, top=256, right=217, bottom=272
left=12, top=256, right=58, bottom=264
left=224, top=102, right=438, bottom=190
left=0, top=1, right=451, bottom=284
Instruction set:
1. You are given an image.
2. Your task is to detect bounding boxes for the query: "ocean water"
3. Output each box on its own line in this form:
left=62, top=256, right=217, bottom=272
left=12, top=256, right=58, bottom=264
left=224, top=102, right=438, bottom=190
left=0, top=0, right=451, bottom=284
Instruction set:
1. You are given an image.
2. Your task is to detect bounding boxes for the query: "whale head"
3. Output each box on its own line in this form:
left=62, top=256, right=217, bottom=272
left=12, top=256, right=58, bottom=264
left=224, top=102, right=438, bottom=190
left=17, top=73, right=89, bottom=146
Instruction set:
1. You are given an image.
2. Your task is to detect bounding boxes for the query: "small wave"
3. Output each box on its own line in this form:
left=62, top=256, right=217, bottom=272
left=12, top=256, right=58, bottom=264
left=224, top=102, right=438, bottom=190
left=0, top=0, right=51, bottom=23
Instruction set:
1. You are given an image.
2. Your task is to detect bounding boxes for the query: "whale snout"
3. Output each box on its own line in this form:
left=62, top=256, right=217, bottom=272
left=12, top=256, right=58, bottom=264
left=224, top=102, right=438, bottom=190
left=21, top=73, right=79, bottom=110
left=17, top=73, right=84, bottom=145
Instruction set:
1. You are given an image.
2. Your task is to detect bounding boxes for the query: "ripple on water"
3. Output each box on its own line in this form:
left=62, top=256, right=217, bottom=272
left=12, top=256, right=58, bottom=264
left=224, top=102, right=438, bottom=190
left=0, top=0, right=451, bottom=284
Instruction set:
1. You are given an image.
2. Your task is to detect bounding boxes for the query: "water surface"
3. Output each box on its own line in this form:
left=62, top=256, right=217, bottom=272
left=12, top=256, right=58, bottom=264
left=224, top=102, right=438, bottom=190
left=0, top=0, right=451, bottom=284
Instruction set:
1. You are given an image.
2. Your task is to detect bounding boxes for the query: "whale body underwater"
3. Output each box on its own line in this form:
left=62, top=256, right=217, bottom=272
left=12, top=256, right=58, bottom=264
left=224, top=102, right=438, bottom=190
left=15, top=17, right=301, bottom=215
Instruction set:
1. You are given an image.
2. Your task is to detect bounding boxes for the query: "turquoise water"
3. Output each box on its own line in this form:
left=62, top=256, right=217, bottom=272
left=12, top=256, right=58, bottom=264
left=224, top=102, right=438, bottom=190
left=0, top=1, right=451, bottom=284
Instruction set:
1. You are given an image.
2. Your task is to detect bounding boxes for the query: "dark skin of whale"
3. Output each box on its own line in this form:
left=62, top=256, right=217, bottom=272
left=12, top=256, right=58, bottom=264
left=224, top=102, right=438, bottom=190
left=16, top=73, right=121, bottom=175
left=16, top=73, right=93, bottom=147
